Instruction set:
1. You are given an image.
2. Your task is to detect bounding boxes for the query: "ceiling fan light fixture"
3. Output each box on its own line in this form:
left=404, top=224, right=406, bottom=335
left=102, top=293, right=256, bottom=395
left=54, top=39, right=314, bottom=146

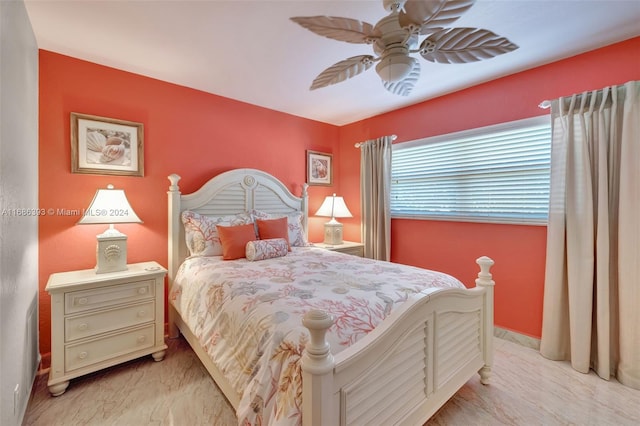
left=376, top=52, right=415, bottom=83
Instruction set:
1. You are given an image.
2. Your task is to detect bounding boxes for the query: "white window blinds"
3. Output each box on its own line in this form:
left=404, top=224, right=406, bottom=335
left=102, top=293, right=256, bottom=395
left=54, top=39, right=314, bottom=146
left=391, top=116, right=551, bottom=224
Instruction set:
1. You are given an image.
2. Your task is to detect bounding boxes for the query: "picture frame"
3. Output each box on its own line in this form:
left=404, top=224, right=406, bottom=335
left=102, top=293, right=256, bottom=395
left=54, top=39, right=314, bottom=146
left=306, top=150, right=333, bottom=186
left=71, top=112, right=144, bottom=176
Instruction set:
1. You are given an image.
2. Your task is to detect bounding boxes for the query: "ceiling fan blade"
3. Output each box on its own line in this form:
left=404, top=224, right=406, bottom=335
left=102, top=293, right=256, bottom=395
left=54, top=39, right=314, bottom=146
left=290, top=16, right=379, bottom=44
left=419, top=27, right=518, bottom=64
left=383, top=59, right=420, bottom=96
left=399, top=0, right=475, bottom=34
left=310, top=55, right=376, bottom=90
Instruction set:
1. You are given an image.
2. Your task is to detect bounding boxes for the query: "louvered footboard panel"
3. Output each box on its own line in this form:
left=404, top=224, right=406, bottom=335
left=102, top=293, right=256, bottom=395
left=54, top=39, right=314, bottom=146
left=341, top=321, right=430, bottom=426
left=435, top=310, right=482, bottom=389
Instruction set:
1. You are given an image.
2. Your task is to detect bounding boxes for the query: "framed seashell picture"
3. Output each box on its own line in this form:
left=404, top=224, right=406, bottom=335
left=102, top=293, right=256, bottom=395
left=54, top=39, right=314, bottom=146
left=306, top=150, right=332, bottom=186
left=71, top=113, right=144, bottom=176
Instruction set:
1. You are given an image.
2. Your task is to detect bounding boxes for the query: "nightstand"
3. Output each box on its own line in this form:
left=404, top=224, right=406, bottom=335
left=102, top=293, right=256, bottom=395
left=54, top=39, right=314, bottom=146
left=45, top=261, right=167, bottom=396
left=313, top=241, right=365, bottom=257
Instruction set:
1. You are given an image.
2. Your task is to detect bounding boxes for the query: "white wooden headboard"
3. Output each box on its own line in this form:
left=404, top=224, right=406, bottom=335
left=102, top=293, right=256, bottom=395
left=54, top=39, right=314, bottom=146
left=167, top=168, right=308, bottom=288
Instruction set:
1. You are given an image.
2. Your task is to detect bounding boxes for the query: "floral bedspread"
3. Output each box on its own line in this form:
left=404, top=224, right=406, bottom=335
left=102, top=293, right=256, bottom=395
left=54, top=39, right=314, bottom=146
left=170, top=247, right=464, bottom=425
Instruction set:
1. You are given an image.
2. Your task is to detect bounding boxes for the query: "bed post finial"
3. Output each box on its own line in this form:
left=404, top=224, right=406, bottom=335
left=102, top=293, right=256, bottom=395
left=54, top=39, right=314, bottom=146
left=168, top=174, right=181, bottom=192
left=475, top=256, right=495, bottom=384
left=301, top=310, right=335, bottom=426
left=476, top=256, right=495, bottom=286
left=302, top=310, right=334, bottom=374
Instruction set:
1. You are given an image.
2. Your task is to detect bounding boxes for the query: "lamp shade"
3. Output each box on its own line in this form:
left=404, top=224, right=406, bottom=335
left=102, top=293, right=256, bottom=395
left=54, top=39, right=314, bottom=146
left=77, top=184, right=142, bottom=225
left=315, top=194, right=353, bottom=219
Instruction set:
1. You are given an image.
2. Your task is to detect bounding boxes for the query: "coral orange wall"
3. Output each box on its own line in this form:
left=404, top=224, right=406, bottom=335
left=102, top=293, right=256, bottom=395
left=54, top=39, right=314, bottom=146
left=338, top=37, right=640, bottom=338
left=38, top=37, right=639, bottom=363
left=38, top=51, right=340, bottom=363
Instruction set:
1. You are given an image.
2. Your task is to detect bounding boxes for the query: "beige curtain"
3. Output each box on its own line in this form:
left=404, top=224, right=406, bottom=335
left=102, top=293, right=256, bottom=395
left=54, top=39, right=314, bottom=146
left=540, top=81, right=639, bottom=390
left=359, top=135, right=393, bottom=261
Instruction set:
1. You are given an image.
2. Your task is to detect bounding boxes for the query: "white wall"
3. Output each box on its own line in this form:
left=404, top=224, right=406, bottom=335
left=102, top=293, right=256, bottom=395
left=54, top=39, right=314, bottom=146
left=0, top=1, right=40, bottom=425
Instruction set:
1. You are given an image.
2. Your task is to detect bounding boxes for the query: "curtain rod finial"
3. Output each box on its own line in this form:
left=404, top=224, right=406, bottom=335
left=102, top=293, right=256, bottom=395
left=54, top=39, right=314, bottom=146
left=355, top=134, right=397, bottom=148
left=539, top=100, right=551, bottom=109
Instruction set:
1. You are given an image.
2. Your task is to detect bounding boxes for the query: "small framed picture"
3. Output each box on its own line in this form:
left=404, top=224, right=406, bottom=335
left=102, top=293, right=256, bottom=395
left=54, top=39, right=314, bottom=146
left=306, top=150, right=333, bottom=186
left=71, top=112, right=144, bottom=176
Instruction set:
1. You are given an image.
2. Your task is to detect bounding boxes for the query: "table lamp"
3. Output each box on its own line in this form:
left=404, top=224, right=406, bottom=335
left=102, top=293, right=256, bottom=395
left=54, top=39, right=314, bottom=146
left=315, top=193, right=352, bottom=245
left=77, top=184, right=142, bottom=273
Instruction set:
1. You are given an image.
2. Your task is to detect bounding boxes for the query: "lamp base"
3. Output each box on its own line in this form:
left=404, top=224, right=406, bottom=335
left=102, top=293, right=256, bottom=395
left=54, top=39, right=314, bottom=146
left=323, top=222, right=343, bottom=245
left=95, top=230, right=128, bottom=274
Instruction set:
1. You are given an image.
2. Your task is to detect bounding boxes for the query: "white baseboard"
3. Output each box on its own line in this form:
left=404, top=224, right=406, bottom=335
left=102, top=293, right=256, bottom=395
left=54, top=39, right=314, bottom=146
left=494, top=327, right=540, bottom=350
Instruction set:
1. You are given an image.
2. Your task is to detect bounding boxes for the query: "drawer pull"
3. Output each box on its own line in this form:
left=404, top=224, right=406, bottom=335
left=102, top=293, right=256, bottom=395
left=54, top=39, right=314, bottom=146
left=77, top=297, right=88, bottom=305
left=137, top=336, right=146, bottom=344
left=78, top=351, right=88, bottom=359
left=137, top=310, right=146, bottom=317
left=78, top=323, right=89, bottom=331
left=137, top=287, right=147, bottom=295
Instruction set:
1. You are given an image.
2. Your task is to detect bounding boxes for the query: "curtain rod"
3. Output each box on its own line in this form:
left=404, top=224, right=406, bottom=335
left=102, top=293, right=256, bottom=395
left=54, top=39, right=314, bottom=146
left=354, top=134, right=397, bottom=148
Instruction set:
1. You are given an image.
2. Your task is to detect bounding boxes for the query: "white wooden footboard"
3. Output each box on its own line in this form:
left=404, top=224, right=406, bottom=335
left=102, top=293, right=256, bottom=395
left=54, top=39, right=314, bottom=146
left=302, top=257, right=495, bottom=426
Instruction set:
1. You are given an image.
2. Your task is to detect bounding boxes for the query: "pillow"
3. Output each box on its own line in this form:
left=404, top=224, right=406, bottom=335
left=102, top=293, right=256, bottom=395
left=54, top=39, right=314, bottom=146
left=216, top=223, right=257, bottom=260
left=181, top=211, right=252, bottom=257
left=246, top=238, right=288, bottom=261
left=251, top=209, right=310, bottom=247
left=256, top=217, right=290, bottom=250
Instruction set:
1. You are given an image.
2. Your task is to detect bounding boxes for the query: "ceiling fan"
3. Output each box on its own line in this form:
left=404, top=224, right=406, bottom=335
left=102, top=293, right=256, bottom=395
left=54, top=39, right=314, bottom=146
left=291, top=0, right=518, bottom=96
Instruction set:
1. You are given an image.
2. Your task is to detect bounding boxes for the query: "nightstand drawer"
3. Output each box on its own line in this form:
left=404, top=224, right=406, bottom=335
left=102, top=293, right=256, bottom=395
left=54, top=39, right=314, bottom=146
left=65, top=324, right=155, bottom=372
left=314, top=241, right=365, bottom=257
left=65, top=300, right=155, bottom=342
left=65, top=279, right=155, bottom=314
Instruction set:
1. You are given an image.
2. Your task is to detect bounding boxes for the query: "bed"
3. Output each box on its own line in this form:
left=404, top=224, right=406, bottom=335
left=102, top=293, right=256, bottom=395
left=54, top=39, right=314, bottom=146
left=167, top=168, right=495, bottom=426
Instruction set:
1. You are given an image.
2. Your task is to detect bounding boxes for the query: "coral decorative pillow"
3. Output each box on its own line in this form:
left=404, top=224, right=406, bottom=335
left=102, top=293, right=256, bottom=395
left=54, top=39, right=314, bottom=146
left=256, top=217, right=290, bottom=250
left=216, top=223, right=257, bottom=260
left=251, top=210, right=310, bottom=247
left=181, top=211, right=252, bottom=257
left=246, top=238, right=288, bottom=261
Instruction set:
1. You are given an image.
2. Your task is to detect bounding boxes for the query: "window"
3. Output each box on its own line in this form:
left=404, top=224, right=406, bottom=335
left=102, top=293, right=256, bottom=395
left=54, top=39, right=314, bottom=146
left=391, top=116, right=551, bottom=224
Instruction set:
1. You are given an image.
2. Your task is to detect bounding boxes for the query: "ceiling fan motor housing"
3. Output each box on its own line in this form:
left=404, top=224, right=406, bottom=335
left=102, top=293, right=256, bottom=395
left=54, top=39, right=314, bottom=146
left=373, top=8, right=415, bottom=83
left=373, top=9, right=414, bottom=54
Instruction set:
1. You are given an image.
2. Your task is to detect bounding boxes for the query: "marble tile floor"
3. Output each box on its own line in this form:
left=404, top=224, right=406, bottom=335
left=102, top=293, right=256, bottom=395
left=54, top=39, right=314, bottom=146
left=24, top=336, right=640, bottom=426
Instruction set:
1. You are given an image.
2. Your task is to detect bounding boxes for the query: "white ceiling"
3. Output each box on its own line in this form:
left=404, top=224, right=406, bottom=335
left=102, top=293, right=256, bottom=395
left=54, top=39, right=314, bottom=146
left=24, top=0, right=640, bottom=126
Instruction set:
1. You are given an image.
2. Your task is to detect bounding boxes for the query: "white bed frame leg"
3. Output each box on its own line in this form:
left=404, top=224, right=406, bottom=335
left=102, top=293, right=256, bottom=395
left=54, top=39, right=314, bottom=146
left=167, top=174, right=182, bottom=339
left=301, top=310, right=335, bottom=426
left=475, top=256, right=495, bottom=384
